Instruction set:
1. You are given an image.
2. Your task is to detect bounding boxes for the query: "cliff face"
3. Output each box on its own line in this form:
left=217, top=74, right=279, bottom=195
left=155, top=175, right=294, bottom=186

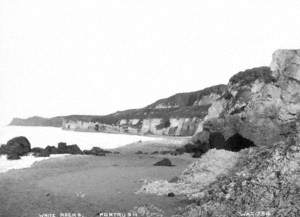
left=62, top=85, right=227, bottom=136
left=62, top=117, right=202, bottom=136
left=10, top=85, right=226, bottom=136
left=193, top=49, right=300, bottom=147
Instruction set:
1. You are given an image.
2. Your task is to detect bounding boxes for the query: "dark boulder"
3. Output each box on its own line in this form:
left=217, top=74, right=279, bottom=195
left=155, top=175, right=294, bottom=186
left=167, top=192, right=175, bottom=197
left=135, top=151, right=143, bottom=154
left=66, top=144, right=83, bottom=154
left=151, top=151, right=159, bottom=155
left=31, top=147, right=50, bottom=157
left=179, top=142, right=209, bottom=155
left=57, top=142, right=68, bottom=153
left=31, top=147, right=44, bottom=153
left=154, top=158, right=173, bottom=166
left=181, top=143, right=198, bottom=153
left=169, top=176, right=180, bottom=183
left=45, top=146, right=59, bottom=154
left=7, top=153, right=21, bottom=160
left=173, top=147, right=185, bottom=155
left=83, top=147, right=106, bottom=156
left=1, top=136, right=31, bottom=159
left=33, top=149, right=50, bottom=157
left=192, top=152, right=203, bottom=158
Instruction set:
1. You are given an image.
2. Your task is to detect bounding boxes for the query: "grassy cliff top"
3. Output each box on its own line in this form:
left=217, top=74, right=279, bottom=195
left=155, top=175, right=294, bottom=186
left=229, top=66, right=275, bottom=86
left=146, top=84, right=227, bottom=108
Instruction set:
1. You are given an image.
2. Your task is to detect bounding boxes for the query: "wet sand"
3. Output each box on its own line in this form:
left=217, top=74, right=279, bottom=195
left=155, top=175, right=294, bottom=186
left=0, top=153, right=195, bottom=217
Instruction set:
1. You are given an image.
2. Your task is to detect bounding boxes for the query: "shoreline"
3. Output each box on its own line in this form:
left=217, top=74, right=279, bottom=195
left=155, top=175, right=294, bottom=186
left=0, top=136, right=190, bottom=174
left=0, top=127, right=193, bottom=216
left=0, top=153, right=70, bottom=174
left=0, top=153, right=195, bottom=216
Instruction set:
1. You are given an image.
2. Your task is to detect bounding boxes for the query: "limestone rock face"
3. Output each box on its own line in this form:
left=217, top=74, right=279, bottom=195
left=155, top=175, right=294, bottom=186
left=195, top=49, right=300, bottom=147
left=271, top=49, right=300, bottom=81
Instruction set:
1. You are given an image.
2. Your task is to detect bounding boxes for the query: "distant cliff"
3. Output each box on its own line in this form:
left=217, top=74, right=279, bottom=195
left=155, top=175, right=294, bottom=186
left=9, top=85, right=227, bottom=136
left=62, top=85, right=227, bottom=136
left=10, top=116, right=63, bottom=127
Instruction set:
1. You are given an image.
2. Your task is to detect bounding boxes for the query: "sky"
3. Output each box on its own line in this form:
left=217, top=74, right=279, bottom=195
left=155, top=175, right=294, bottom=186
left=0, top=0, right=300, bottom=126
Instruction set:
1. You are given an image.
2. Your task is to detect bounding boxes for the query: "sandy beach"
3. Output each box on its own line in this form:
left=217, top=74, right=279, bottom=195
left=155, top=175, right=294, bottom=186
left=0, top=151, right=195, bottom=217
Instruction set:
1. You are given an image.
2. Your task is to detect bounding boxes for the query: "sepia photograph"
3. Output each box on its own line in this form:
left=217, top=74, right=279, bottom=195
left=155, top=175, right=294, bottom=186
left=0, top=0, right=299, bottom=216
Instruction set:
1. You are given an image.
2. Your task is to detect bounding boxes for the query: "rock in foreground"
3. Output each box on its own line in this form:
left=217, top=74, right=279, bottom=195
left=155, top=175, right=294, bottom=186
left=153, top=158, right=173, bottom=166
left=139, top=149, right=240, bottom=197
left=0, top=136, right=31, bottom=160
left=83, top=147, right=106, bottom=156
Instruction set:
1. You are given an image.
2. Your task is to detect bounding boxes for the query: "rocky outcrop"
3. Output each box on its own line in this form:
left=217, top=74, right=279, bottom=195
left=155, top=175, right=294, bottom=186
left=30, top=142, right=109, bottom=157
left=0, top=136, right=31, bottom=160
left=193, top=49, right=300, bottom=149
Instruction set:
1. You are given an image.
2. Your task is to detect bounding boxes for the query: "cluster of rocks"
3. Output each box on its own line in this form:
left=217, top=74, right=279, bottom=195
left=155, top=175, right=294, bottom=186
left=0, top=136, right=115, bottom=160
left=135, top=149, right=186, bottom=156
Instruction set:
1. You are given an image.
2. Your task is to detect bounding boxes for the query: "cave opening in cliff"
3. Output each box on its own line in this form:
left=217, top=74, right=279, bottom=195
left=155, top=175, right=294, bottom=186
left=209, top=132, right=226, bottom=150
left=225, top=133, right=256, bottom=152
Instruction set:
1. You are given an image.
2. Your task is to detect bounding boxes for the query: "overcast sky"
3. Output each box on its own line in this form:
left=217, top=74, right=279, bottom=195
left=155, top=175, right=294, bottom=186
left=1, top=0, right=300, bottom=126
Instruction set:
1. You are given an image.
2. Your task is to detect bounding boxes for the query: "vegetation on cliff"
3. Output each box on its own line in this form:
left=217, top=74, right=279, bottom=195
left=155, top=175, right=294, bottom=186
left=229, top=66, right=275, bottom=86
left=146, top=84, right=227, bottom=108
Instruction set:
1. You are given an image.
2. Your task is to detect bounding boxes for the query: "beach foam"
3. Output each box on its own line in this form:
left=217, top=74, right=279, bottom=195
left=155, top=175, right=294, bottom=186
left=0, top=154, right=69, bottom=173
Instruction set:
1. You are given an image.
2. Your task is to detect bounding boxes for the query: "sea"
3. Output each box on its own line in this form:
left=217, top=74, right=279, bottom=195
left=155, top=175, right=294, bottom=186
left=0, top=126, right=157, bottom=173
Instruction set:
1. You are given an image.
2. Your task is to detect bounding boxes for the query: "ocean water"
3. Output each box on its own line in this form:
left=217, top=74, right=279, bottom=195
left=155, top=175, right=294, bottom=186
left=0, top=126, right=157, bottom=173
left=0, top=126, right=156, bottom=149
